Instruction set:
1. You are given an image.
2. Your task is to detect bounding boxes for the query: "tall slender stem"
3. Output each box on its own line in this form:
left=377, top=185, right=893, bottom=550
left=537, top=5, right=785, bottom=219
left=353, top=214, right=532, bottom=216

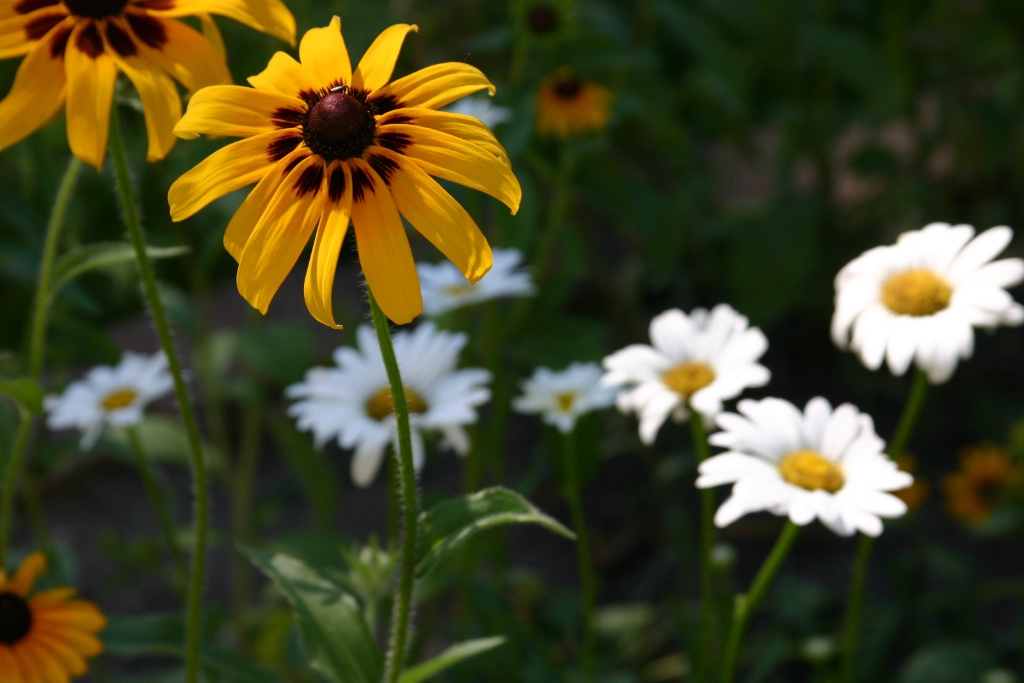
left=230, top=403, right=261, bottom=639
left=0, top=156, right=83, bottom=568
left=840, top=368, right=929, bottom=683
left=719, top=522, right=801, bottom=683
left=691, top=414, right=717, bottom=682
left=109, top=105, right=209, bottom=683
left=370, top=292, right=420, bottom=683
left=563, top=429, right=596, bottom=682
left=126, top=426, right=187, bottom=583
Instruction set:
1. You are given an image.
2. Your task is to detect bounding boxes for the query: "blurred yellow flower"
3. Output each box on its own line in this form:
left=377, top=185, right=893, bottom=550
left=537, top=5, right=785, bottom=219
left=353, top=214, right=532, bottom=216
left=535, top=69, right=611, bottom=138
left=168, top=17, right=521, bottom=327
left=0, top=0, right=295, bottom=169
left=0, top=552, right=106, bottom=681
left=893, top=455, right=928, bottom=511
left=942, top=443, right=1021, bottom=524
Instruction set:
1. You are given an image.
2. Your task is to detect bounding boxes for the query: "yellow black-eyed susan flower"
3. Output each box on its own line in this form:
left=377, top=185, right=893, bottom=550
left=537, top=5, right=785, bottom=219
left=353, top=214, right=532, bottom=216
left=511, top=0, right=575, bottom=44
left=0, top=0, right=295, bottom=169
left=535, top=68, right=611, bottom=138
left=942, top=443, right=1021, bottom=524
left=168, top=17, right=522, bottom=327
left=0, top=552, right=105, bottom=682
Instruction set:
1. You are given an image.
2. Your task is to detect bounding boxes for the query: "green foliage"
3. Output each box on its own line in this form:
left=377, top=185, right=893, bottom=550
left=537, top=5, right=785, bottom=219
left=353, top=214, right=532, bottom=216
left=399, top=636, right=506, bottom=683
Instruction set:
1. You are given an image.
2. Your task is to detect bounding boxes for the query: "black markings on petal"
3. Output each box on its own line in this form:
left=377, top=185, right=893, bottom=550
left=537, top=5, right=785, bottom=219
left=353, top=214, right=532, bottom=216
left=293, top=164, right=325, bottom=198
left=328, top=165, right=347, bottom=203
left=15, top=0, right=60, bottom=14
left=125, top=12, right=167, bottom=49
left=375, top=131, right=412, bottom=154
left=105, top=21, right=136, bottom=57
left=24, top=12, right=63, bottom=41
left=267, top=135, right=301, bottom=162
left=48, top=25, right=71, bottom=57
left=351, top=166, right=371, bottom=204
left=367, top=154, right=399, bottom=185
left=283, top=155, right=303, bottom=175
left=369, top=92, right=401, bottom=115
left=75, top=22, right=104, bottom=58
left=271, top=107, right=305, bottom=130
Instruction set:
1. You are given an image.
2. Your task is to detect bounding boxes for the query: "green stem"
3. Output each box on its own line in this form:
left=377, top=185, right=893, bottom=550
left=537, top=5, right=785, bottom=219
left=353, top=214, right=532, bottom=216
left=719, top=522, right=801, bottom=683
left=370, top=291, right=420, bottom=683
left=109, top=105, right=209, bottom=683
left=531, top=145, right=576, bottom=290
left=126, top=426, right=187, bottom=584
left=839, top=368, right=929, bottom=683
left=563, top=429, right=596, bottom=682
left=691, top=414, right=717, bottom=683
left=0, top=156, right=83, bottom=568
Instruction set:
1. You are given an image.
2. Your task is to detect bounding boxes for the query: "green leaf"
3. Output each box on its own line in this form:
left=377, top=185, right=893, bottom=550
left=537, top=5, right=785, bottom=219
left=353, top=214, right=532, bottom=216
left=0, top=377, right=43, bottom=414
left=48, top=242, right=189, bottom=302
left=416, top=487, right=574, bottom=578
left=897, top=641, right=995, bottom=683
left=241, top=546, right=384, bottom=683
left=399, top=636, right=506, bottom=683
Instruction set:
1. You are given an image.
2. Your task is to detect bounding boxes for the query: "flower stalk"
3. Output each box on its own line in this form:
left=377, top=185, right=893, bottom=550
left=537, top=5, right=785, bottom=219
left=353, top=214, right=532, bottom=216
left=126, top=426, right=187, bottom=583
left=563, top=429, right=597, bottom=682
left=691, top=413, right=718, bottom=682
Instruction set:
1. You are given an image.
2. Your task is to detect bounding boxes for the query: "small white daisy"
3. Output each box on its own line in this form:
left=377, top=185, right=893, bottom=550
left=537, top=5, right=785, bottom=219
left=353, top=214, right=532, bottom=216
left=44, top=351, right=173, bottom=449
left=512, top=362, right=618, bottom=433
left=601, top=304, right=770, bottom=445
left=286, top=323, right=491, bottom=487
left=697, top=397, right=913, bottom=537
left=832, top=222, right=1024, bottom=384
left=445, top=95, right=513, bottom=129
left=419, top=247, right=535, bottom=317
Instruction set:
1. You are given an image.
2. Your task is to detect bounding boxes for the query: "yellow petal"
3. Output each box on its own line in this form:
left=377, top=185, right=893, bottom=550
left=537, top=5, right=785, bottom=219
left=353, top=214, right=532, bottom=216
left=8, top=551, right=46, bottom=596
left=107, top=48, right=182, bottom=163
left=379, top=109, right=509, bottom=166
left=0, top=7, right=66, bottom=58
left=371, top=62, right=494, bottom=111
left=174, top=85, right=304, bottom=139
left=387, top=124, right=521, bottom=213
left=169, top=131, right=294, bottom=221
left=0, top=38, right=66, bottom=156
left=299, top=15, right=351, bottom=87
left=351, top=23, right=417, bottom=93
left=19, top=639, right=67, bottom=683
left=64, top=23, right=117, bottom=170
left=348, top=157, right=421, bottom=324
left=126, top=15, right=230, bottom=93
left=198, top=13, right=225, bottom=60
left=222, top=149, right=303, bottom=260
left=304, top=162, right=353, bottom=328
left=237, top=155, right=327, bottom=314
left=26, top=631, right=88, bottom=677
left=148, top=0, right=295, bottom=45
left=370, top=147, right=492, bottom=283
left=34, top=599, right=107, bottom=631
left=247, top=50, right=320, bottom=96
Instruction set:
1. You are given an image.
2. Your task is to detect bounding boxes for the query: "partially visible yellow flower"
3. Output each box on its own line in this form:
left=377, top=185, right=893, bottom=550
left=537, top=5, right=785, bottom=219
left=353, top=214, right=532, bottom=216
left=893, top=455, right=928, bottom=511
left=168, top=17, right=522, bottom=327
left=511, top=0, right=575, bottom=44
left=0, top=552, right=106, bottom=681
left=0, top=0, right=295, bottom=169
left=535, top=69, right=611, bottom=138
left=942, top=443, right=1021, bottom=524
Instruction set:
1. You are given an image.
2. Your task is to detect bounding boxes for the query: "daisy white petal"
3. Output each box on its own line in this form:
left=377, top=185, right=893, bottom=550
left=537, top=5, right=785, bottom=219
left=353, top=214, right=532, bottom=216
left=513, top=362, right=617, bottom=434
left=419, top=247, right=534, bottom=316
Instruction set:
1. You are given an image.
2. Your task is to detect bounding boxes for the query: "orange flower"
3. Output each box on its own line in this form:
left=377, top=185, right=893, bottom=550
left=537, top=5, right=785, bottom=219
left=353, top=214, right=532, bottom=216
left=535, top=68, right=611, bottom=138
left=941, top=443, right=1021, bottom=524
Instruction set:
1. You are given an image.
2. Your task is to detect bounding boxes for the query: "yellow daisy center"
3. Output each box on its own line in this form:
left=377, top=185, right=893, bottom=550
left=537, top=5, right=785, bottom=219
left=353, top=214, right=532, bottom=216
left=662, top=362, right=715, bottom=398
left=881, top=269, right=952, bottom=317
left=303, top=87, right=377, bottom=162
left=0, top=591, right=32, bottom=644
left=779, top=449, right=845, bottom=493
left=366, top=386, right=429, bottom=421
left=63, top=0, right=128, bottom=19
left=100, top=388, right=138, bottom=411
left=443, top=284, right=473, bottom=297
left=555, top=392, right=577, bottom=411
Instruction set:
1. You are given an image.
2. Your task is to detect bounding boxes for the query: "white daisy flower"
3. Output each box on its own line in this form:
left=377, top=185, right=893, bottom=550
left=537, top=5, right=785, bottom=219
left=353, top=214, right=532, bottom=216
left=697, top=397, right=913, bottom=537
left=445, top=95, right=513, bottom=129
left=512, top=362, right=618, bottom=434
left=286, top=323, right=491, bottom=487
left=419, top=247, right=535, bottom=317
left=44, top=351, right=173, bottom=449
left=832, top=222, right=1024, bottom=384
left=601, top=304, right=770, bottom=445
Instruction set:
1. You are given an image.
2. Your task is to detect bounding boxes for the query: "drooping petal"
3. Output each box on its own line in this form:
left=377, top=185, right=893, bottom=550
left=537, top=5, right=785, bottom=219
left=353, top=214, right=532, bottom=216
left=222, top=148, right=305, bottom=259
left=197, top=12, right=224, bottom=59
left=298, top=15, right=350, bottom=86
left=389, top=124, right=521, bottom=213
left=149, top=0, right=296, bottom=45
left=237, top=155, right=327, bottom=313
left=348, top=157, right=421, bottom=324
left=108, top=47, right=182, bottom=162
left=380, top=108, right=509, bottom=165
left=64, top=23, right=117, bottom=169
left=370, top=146, right=492, bottom=283
left=0, top=32, right=65, bottom=155
left=174, top=85, right=304, bottom=139
left=125, top=14, right=230, bottom=93
left=304, top=162, right=353, bottom=328
left=351, top=23, right=416, bottom=92
left=169, top=130, right=299, bottom=221
left=371, top=62, right=494, bottom=111
left=247, top=49, right=320, bottom=96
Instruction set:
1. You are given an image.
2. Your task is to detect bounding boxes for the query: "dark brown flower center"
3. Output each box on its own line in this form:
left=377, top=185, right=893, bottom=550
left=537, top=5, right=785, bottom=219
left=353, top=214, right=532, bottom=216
left=0, top=591, right=32, bottom=644
left=63, top=0, right=128, bottom=19
left=527, top=4, right=558, bottom=34
left=554, top=77, right=582, bottom=99
left=303, top=87, right=377, bottom=163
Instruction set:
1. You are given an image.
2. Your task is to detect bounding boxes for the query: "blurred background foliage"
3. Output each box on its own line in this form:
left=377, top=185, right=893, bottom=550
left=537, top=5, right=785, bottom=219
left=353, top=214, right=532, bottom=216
left=1, top=0, right=1023, bottom=681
